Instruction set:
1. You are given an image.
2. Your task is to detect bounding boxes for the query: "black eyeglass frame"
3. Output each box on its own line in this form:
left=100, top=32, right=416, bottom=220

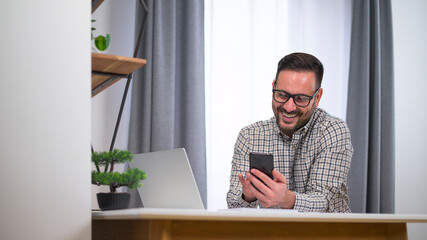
left=272, top=88, right=320, bottom=107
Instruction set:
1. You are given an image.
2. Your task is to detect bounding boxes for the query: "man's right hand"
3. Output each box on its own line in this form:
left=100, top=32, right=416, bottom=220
left=238, top=172, right=257, bottom=203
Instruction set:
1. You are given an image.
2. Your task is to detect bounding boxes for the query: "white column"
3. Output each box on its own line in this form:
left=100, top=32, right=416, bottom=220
left=0, top=1, right=91, bottom=239
left=393, top=0, right=427, bottom=239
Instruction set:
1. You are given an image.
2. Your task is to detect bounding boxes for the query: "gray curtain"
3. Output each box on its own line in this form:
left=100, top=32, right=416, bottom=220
left=128, top=0, right=206, bottom=206
left=346, top=0, right=395, bottom=213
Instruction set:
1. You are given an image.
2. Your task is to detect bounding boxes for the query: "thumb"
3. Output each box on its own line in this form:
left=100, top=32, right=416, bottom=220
left=238, top=173, right=245, bottom=184
left=273, top=169, right=287, bottom=184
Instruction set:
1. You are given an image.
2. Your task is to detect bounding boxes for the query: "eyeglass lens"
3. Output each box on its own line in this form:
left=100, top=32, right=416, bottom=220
left=274, top=91, right=311, bottom=107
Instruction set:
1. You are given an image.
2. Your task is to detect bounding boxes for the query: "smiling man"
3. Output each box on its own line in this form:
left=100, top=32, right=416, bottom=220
left=227, top=52, right=353, bottom=212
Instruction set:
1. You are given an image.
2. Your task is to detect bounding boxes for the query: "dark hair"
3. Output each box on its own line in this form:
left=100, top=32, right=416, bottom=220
left=275, top=52, right=324, bottom=89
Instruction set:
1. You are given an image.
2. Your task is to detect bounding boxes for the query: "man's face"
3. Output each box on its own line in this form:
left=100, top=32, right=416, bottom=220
left=272, top=70, right=323, bottom=137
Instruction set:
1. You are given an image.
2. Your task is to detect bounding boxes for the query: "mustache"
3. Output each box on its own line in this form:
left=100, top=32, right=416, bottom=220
left=278, top=108, right=301, bottom=115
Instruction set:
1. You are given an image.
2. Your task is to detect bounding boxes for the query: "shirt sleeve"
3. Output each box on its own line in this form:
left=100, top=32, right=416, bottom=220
left=226, top=129, right=258, bottom=208
left=293, top=120, right=353, bottom=213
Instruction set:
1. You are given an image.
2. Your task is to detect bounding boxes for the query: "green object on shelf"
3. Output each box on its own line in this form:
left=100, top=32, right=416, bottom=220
left=94, top=34, right=110, bottom=51
left=92, top=19, right=110, bottom=51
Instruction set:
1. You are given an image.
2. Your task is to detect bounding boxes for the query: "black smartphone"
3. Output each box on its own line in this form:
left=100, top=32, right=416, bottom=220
left=249, top=152, right=274, bottom=185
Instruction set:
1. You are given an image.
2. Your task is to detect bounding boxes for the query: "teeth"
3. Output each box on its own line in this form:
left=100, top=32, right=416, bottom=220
left=282, top=112, right=297, bottom=118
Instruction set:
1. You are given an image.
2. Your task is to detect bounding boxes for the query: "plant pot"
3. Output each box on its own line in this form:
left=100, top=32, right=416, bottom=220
left=97, top=192, right=131, bottom=211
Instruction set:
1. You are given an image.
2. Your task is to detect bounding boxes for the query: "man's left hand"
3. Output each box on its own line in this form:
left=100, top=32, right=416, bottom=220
left=247, top=169, right=296, bottom=209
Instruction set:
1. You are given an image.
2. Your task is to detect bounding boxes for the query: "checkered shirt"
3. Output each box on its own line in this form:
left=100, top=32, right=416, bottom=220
left=226, top=108, right=353, bottom=212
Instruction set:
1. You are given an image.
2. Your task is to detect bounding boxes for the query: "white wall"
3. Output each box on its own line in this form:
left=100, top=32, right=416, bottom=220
left=91, top=0, right=137, bottom=209
left=0, top=1, right=91, bottom=240
left=393, top=0, right=427, bottom=239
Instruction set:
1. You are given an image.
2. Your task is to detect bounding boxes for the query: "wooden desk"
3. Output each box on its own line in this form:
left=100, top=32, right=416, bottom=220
left=92, top=208, right=427, bottom=240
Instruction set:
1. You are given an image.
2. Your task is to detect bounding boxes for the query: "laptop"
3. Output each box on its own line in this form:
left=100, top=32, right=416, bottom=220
left=128, top=148, right=205, bottom=209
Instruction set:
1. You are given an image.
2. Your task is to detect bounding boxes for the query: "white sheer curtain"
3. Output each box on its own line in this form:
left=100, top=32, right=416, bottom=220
left=205, top=0, right=352, bottom=210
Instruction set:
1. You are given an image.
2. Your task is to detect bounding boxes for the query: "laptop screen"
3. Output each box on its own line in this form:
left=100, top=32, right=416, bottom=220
left=128, top=148, right=205, bottom=209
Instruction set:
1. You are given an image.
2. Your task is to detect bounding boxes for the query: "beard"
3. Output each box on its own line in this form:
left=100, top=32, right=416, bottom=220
left=273, top=102, right=315, bottom=137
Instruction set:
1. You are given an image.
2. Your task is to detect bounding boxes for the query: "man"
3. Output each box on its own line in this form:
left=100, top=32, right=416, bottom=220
left=226, top=52, right=353, bottom=212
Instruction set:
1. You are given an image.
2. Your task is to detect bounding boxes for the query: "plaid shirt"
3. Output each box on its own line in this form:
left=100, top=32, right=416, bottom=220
left=226, top=108, right=353, bottom=212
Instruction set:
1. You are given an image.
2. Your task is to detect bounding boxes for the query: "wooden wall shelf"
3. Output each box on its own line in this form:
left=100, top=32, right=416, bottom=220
left=91, top=52, right=146, bottom=97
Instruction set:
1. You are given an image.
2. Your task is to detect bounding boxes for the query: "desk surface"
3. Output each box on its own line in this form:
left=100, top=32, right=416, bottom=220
left=92, top=208, right=427, bottom=223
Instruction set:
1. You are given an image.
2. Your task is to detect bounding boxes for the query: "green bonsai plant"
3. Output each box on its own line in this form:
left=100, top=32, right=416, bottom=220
left=92, top=149, right=146, bottom=193
left=91, top=19, right=110, bottom=51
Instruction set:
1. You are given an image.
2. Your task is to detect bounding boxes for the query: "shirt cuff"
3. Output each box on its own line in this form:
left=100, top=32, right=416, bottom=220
left=293, top=192, right=308, bottom=212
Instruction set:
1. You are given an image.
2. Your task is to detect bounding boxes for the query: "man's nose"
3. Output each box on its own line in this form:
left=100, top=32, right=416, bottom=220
left=283, top=97, right=297, bottom=112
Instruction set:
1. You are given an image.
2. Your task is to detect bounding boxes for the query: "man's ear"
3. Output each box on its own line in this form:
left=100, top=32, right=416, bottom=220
left=272, top=79, right=276, bottom=88
left=314, top=88, right=323, bottom=107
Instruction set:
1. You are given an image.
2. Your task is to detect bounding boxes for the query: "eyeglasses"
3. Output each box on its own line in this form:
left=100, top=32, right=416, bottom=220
left=272, top=88, right=320, bottom=107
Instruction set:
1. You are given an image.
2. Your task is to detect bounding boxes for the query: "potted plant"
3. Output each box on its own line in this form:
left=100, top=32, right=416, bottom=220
left=92, top=149, right=146, bottom=210
left=91, top=19, right=110, bottom=51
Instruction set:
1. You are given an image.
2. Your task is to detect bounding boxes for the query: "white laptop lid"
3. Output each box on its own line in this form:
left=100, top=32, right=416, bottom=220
left=129, top=148, right=205, bottom=209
